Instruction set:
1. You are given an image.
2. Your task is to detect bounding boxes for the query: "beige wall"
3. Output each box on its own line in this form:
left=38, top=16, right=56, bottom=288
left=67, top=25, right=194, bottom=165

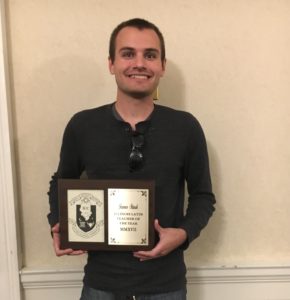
left=6, top=0, right=290, bottom=269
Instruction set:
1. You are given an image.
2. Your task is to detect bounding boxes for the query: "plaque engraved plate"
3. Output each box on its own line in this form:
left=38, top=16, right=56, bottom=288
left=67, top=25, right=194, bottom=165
left=108, top=188, right=149, bottom=246
left=58, top=179, right=155, bottom=251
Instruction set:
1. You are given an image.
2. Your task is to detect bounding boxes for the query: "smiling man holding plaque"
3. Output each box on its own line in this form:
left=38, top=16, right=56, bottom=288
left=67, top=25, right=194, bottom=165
left=48, top=18, right=215, bottom=300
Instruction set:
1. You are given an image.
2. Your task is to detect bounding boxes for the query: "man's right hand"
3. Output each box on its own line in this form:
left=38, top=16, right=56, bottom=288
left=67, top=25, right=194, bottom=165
left=51, top=223, right=87, bottom=256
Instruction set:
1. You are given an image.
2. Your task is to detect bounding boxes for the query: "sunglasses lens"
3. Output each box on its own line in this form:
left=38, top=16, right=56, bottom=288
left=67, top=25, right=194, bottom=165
left=132, top=134, right=144, bottom=148
left=129, top=149, right=143, bottom=170
left=129, top=133, right=144, bottom=171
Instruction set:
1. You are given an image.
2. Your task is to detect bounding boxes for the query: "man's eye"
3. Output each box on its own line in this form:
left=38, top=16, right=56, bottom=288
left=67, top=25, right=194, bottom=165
left=122, top=51, right=134, bottom=58
left=145, top=52, right=157, bottom=60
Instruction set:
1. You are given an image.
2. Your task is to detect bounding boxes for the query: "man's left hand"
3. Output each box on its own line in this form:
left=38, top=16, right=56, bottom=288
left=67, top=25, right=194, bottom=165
left=133, top=219, right=187, bottom=261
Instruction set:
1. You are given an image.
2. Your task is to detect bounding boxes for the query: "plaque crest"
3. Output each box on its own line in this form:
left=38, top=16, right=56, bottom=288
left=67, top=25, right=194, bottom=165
left=67, top=190, right=105, bottom=242
left=76, top=203, right=96, bottom=233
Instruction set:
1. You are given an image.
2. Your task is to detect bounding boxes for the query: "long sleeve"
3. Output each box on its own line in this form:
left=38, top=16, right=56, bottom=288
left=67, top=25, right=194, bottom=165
left=179, top=116, right=216, bottom=246
left=47, top=115, right=85, bottom=227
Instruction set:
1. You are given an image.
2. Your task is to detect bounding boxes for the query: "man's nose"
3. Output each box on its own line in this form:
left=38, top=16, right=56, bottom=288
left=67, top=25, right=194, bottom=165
left=134, top=54, right=145, bottom=68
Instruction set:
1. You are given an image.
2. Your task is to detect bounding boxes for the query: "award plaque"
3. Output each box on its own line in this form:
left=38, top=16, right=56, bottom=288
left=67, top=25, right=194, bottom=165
left=58, top=179, right=155, bottom=251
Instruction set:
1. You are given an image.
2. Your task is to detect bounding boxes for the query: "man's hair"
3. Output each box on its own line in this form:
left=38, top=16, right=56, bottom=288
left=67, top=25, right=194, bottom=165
left=109, top=18, right=166, bottom=64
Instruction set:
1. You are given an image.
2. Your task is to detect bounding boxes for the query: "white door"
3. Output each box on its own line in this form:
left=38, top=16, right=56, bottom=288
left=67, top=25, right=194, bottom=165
left=0, top=1, right=21, bottom=299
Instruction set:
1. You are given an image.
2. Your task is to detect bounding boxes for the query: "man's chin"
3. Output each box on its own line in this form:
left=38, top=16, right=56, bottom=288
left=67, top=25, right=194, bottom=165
left=127, top=90, right=153, bottom=99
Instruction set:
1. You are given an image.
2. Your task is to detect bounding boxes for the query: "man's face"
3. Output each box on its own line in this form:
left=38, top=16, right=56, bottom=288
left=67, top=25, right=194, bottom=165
left=109, top=27, right=166, bottom=99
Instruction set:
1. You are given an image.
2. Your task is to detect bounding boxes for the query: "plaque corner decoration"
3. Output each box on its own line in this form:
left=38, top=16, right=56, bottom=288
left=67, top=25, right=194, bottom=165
left=58, top=179, right=155, bottom=251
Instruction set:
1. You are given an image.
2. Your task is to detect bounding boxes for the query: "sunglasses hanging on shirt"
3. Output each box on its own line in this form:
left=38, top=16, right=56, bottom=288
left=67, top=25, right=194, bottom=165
left=129, top=132, right=144, bottom=171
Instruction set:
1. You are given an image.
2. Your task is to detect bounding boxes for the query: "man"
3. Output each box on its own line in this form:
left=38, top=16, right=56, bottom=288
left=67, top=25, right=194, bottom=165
left=48, top=18, right=215, bottom=300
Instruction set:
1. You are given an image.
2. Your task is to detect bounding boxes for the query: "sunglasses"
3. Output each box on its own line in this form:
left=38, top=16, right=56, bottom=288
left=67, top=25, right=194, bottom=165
left=129, top=132, right=144, bottom=171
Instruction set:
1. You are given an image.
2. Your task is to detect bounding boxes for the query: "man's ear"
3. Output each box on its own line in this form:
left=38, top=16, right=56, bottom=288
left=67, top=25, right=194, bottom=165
left=108, top=57, right=115, bottom=74
left=162, top=58, right=167, bottom=73
left=160, top=58, right=166, bottom=77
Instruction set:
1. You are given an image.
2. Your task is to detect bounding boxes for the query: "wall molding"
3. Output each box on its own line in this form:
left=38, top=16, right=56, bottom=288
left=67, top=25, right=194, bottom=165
left=20, top=266, right=290, bottom=288
left=20, top=266, right=290, bottom=299
left=20, top=268, right=83, bottom=289
left=187, top=266, right=290, bottom=284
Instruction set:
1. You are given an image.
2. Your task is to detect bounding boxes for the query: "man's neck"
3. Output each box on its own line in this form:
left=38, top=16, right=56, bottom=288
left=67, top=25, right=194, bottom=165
left=115, top=95, right=154, bottom=130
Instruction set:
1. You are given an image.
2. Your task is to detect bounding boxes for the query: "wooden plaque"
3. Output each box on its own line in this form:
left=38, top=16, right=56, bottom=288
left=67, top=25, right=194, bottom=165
left=58, top=179, right=155, bottom=251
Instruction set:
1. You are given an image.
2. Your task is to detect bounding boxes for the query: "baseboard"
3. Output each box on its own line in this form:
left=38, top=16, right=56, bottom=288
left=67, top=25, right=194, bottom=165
left=20, top=266, right=290, bottom=300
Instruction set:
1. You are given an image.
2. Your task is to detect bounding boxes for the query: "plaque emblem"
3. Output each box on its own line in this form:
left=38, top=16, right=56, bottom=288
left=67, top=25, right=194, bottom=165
left=76, top=202, right=96, bottom=232
left=68, top=192, right=104, bottom=240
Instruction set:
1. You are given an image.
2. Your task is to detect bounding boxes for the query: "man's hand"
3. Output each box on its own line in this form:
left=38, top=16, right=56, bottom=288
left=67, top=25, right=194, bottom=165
left=133, top=219, right=187, bottom=261
left=51, top=223, right=86, bottom=256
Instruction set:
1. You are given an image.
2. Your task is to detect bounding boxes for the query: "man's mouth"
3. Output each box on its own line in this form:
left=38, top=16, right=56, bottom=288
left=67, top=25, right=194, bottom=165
left=127, top=74, right=151, bottom=79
